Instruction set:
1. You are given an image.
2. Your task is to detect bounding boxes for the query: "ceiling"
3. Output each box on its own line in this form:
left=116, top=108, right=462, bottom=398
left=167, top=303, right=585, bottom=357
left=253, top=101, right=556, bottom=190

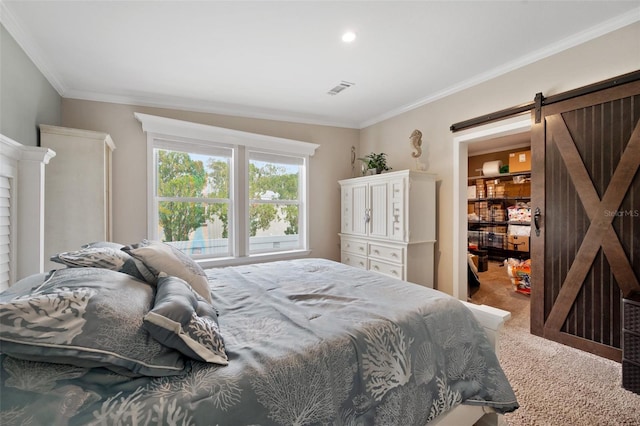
left=2, top=1, right=639, bottom=129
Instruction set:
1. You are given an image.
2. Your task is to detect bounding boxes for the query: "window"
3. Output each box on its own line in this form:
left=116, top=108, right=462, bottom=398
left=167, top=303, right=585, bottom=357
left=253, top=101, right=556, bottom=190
left=136, top=113, right=318, bottom=265
left=248, top=151, right=304, bottom=254
left=153, top=142, right=232, bottom=257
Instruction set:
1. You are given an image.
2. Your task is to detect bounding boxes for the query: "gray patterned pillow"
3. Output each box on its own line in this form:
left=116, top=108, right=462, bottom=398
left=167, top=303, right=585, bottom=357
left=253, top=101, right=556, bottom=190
left=144, top=274, right=228, bottom=365
left=51, top=246, right=153, bottom=282
left=0, top=268, right=188, bottom=377
left=81, top=241, right=126, bottom=250
left=123, top=240, right=212, bottom=303
left=51, top=247, right=129, bottom=269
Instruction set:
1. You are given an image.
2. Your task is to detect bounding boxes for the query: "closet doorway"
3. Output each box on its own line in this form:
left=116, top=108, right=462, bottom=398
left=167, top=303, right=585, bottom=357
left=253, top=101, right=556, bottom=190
left=452, top=115, right=531, bottom=306
left=466, top=132, right=533, bottom=325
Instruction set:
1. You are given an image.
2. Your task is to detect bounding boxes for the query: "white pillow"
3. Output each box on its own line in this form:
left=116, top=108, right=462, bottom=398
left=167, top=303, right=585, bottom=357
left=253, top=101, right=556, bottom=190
left=122, top=240, right=212, bottom=304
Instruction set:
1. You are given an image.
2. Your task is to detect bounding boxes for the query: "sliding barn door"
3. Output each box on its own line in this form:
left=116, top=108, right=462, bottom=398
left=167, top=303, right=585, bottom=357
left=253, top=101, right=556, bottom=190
left=530, top=80, right=640, bottom=361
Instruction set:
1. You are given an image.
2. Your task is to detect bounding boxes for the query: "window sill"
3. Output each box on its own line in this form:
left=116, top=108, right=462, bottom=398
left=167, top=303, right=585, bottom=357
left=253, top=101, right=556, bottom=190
left=196, top=249, right=312, bottom=269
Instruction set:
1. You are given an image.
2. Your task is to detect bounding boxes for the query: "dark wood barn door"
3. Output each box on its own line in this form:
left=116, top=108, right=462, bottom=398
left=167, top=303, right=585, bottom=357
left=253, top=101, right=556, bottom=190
left=531, top=80, right=640, bottom=361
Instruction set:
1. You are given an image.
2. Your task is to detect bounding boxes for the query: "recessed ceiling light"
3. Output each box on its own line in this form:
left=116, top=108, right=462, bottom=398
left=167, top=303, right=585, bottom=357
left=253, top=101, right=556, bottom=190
left=342, top=31, right=356, bottom=43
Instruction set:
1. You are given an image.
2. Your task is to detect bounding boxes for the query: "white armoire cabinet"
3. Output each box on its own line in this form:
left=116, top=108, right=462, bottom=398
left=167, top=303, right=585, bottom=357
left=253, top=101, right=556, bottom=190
left=339, top=170, right=436, bottom=288
left=40, top=125, right=115, bottom=270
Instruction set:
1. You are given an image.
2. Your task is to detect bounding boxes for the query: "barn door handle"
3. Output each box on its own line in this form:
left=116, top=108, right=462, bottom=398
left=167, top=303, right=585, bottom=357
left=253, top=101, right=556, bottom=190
left=534, top=207, right=541, bottom=237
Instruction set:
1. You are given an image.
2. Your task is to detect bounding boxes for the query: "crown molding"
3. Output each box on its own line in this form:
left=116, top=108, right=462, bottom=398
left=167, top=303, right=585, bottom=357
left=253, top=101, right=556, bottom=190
left=359, top=7, right=640, bottom=129
left=65, top=88, right=361, bottom=130
left=3, top=2, right=638, bottom=131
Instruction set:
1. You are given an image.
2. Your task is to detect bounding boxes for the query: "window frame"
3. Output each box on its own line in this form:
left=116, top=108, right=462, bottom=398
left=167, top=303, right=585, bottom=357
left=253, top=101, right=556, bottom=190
left=245, top=148, right=307, bottom=255
left=135, top=113, right=319, bottom=267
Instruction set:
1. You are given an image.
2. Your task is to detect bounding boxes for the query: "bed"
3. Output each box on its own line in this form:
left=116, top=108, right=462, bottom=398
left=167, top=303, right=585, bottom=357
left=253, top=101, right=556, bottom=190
left=0, top=237, right=518, bottom=426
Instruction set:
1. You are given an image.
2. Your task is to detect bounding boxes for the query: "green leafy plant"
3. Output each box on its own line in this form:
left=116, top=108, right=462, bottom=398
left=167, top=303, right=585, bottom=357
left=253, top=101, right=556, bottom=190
left=359, top=152, right=391, bottom=174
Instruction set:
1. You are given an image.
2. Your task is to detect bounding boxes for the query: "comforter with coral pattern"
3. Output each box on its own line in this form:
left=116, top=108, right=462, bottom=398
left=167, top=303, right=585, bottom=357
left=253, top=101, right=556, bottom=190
left=0, top=258, right=517, bottom=425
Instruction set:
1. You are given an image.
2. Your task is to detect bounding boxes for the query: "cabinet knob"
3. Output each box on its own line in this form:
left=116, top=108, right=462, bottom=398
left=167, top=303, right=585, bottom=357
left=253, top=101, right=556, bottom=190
left=374, top=249, right=380, bottom=254
left=391, top=252, right=398, bottom=258
left=373, top=265, right=379, bottom=271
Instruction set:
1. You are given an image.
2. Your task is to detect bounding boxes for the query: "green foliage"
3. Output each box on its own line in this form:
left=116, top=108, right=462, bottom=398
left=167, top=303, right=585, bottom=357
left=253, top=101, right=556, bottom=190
left=157, top=151, right=300, bottom=244
left=206, top=159, right=230, bottom=238
left=248, top=162, right=299, bottom=237
left=157, top=150, right=208, bottom=242
left=358, top=152, right=391, bottom=174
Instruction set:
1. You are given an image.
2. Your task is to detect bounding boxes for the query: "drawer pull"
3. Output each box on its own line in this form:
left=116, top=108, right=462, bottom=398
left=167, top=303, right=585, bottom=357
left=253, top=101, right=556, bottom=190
left=373, top=265, right=379, bottom=271
left=359, top=261, right=365, bottom=266
left=391, top=252, right=398, bottom=258
left=392, top=270, right=398, bottom=276
left=374, top=249, right=380, bottom=254
left=359, top=246, right=364, bottom=251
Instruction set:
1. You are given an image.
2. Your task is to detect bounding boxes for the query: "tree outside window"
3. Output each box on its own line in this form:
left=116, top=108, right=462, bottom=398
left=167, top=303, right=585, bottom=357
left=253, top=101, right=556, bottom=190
left=155, top=148, right=302, bottom=256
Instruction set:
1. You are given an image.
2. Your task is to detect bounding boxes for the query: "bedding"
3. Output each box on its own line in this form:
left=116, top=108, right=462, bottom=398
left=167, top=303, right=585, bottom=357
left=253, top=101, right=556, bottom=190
left=122, top=239, right=213, bottom=303
left=0, top=257, right=518, bottom=425
left=51, top=244, right=151, bottom=282
left=0, top=268, right=188, bottom=377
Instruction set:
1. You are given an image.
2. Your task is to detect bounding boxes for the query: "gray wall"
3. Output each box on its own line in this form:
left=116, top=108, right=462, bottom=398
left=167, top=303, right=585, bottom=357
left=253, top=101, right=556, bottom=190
left=0, top=24, right=61, bottom=146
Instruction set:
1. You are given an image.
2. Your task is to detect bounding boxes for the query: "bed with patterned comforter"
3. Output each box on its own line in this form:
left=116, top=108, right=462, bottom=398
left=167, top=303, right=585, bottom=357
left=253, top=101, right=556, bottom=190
left=0, top=242, right=518, bottom=426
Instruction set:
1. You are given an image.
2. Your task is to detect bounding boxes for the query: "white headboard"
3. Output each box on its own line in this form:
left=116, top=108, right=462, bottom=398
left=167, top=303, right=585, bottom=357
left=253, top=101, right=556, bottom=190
left=0, top=134, right=55, bottom=290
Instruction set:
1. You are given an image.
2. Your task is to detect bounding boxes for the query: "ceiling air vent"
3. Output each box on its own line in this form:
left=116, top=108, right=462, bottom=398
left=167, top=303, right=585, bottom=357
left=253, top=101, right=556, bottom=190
left=327, top=81, right=355, bottom=96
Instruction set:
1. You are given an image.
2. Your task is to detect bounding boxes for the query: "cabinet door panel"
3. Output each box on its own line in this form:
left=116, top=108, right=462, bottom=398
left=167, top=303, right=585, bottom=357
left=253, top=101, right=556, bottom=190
left=369, top=181, right=389, bottom=238
left=388, top=178, right=405, bottom=241
left=350, top=184, right=368, bottom=235
left=341, top=186, right=351, bottom=233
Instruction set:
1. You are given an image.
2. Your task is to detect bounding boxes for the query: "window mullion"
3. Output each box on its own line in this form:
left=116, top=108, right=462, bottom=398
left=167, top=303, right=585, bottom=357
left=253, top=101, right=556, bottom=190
left=235, top=146, right=247, bottom=257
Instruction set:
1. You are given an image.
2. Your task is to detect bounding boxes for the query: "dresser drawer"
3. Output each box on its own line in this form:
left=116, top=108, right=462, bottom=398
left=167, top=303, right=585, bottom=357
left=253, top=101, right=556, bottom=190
left=368, top=243, right=403, bottom=263
left=341, top=238, right=367, bottom=256
left=369, top=259, right=404, bottom=280
left=341, top=252, right=367, bottom=270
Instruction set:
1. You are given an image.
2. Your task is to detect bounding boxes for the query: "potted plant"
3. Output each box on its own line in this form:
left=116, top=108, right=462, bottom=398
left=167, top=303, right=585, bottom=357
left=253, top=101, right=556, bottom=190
left=359, top=152, right=391, bottom=174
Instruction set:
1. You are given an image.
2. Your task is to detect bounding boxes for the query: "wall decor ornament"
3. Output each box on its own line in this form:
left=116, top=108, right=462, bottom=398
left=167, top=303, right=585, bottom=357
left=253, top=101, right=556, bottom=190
left=351, top=146, right=357, bottom=177
left=410, top=129, right=427, bottom=171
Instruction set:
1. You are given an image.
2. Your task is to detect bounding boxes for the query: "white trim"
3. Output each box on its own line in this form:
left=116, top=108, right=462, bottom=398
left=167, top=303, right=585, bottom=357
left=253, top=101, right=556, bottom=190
left=38, top=125, right=115, bottom=151
left=452, top=117, right=531, bottom=300
left=134, top=113, right=319, bottom=156
left=136, top=114, right=314, bottom=262
left=5, top=0, right=636, bottom=131
left=72, top=90, right=362, bottom=129
left=0, top=135, right=56, bottom=287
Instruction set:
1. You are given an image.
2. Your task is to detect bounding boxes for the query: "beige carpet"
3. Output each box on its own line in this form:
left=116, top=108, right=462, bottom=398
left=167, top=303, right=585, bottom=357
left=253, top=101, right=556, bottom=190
left=469, top=261, right=640, bottom=426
